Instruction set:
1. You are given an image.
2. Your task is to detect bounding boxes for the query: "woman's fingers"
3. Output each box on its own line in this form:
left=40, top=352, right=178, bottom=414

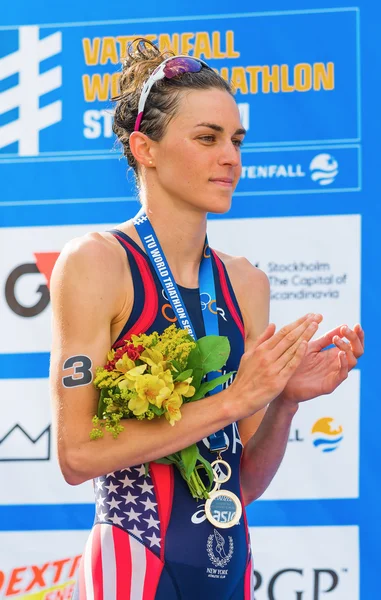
left=246, top=323, right=276, bottom=352
left=279, top=339, right=308, bottom=376
left=354, top=324, right=365, bottom=349
left=270, top=315, right=321, bottom=361
left=337, top=351, right=349, bottom=384
left=276, top=321, right=318, bottom=369
left=264, top=313, right=313, bottom=351
left=340, top=325, right=364, bottom=357
left=333, top=335, right=358, bottom=369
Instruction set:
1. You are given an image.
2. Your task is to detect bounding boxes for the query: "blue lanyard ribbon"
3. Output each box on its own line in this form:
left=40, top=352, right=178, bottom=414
left=134, top=209, right=227, bottom=453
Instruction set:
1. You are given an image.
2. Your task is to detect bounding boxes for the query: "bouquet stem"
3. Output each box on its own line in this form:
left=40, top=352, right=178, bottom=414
left=155, top=446, right=214, bottom=500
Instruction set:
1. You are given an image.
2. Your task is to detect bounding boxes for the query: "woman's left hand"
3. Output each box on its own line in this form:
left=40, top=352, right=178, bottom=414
left=280, top=323, right=365, bottom=404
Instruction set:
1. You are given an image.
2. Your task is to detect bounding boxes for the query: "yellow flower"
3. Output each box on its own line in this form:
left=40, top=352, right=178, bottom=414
left=174, top=377, right=196, bottom=399
left=118, top=364, right=147, bottom=392
left=140, top=347, right=170, bottom=375
left=135, top=374, right=172, bottom=409
left=161, top=369, right=175, bottom=392
left=131, top=332, right=159, bottom=348
left=126, top=364, right=148, bottom=378
left=154, top=326, right=196, bottom=369
left=107, top=349, right=115, bottom=362
left=93, top=367, right=112, bottom=386
left=164, top=393, right=183, bottom=426
left=128, top=394, right=149, bottom=416
left=115, top=353, right=136, bottom=374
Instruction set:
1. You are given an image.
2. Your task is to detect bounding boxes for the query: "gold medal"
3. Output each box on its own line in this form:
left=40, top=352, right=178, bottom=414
left=205, top=457, right=242, bottom=529
left=205, top=490, right=242, bottom=529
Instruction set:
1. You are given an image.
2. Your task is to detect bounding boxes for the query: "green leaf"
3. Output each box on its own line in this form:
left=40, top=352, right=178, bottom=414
left=180, top=444, right=199, bottom=480
left=189, top=372, right=236, bottom=401
left=144, top=462, right=149, bottom=476
left=97, top=388, right=109, bottom=419
left=170, top=359, right=183, bottom=373
left=196, top=454, right=215, bottom=491
left=196, top=336, right=231, bottom=374
left=185, top=346, right=203, bottom=390
left=149, top=404, right=164, bottom=416
left=154, top=457, right=173, bottom=465
left=174, top=369, right=193, bottom=382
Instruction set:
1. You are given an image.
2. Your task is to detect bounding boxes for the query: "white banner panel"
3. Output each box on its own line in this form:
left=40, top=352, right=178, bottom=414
left=208, top=215, right=361, bottom=332
left=0, top=526, right=359, bottom=599
left=250, top=526, right=359, bottom=600
left=260, top=369, right=360, bottom=500
left=0, top=378, right=93, bottom=504
left=1, top=216, right=361, bottom=353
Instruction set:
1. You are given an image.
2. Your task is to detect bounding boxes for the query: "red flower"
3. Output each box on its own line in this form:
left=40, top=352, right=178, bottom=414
left=104, top=342, right=145, bottom=370
left=126, top=344, right=144, bottom=361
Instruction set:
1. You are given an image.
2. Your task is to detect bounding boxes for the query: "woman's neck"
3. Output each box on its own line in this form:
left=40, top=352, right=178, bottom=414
left=140, top=197, right=207, bottom=289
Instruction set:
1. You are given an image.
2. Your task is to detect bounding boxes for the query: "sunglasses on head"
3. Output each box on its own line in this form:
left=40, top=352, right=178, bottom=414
left=134, top=55, right=210, bottom=132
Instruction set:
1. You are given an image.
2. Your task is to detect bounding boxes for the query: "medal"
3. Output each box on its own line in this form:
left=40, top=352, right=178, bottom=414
left=205, top=455, right=242, bottom=529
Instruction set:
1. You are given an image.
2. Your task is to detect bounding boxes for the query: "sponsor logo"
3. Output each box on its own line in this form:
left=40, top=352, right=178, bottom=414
left=311, top=417, right=344, bottom=453
left=241, top=164, right=306, bottom=180
left=241, top=153, right=339, bottom=187
left=0, top=554, right=81, bottom=599
left=0, top=424, right=50, bottom=462
left=310, top=153, right=339, bottom=185
left=200, top=292, right=227, bottom=321
left=254, top=567, right=349, bottom=599
left=206, top=529, right=233, bottom=579
left=0, top=26, right=62, bottom=156
left=5, top=252, right=59, bottom=317
left=289, top=416, right=344, bottom=453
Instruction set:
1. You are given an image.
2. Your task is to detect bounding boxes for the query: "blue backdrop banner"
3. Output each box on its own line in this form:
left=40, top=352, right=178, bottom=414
left=0, top=2, right=379, bottom=599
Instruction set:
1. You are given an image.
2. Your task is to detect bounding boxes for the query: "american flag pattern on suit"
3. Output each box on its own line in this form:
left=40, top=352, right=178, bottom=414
left=94, top=466, right=161, bottom=554
left=73, top=462, right=173, bottom=600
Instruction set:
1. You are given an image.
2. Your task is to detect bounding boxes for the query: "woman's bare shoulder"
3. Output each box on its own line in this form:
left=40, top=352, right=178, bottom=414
left=57, top=230, right=124, bottom=270
left=213, top=248, right=269, bottom=291
left=213, top=248, right=270, bottom=341
left=51, top=230, right=127, bottom=301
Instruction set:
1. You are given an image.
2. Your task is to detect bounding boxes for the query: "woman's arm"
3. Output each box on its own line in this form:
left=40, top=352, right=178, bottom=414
left=240, top=398, right=298, bottom=504
left=224, top=256, right=315, bottom=504
left=50, top=238, right=315, bottom=486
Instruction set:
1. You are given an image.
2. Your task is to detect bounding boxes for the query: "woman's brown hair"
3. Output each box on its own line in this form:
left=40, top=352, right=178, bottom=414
left=112, top=37, right=233, bottom=177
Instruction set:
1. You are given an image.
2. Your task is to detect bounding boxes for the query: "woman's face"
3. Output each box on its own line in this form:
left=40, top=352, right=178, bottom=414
left=151, top=88, right=245, bottom=214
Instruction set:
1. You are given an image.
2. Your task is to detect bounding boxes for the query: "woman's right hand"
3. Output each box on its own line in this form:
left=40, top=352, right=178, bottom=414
left=230, top=313, right=322, bottom=417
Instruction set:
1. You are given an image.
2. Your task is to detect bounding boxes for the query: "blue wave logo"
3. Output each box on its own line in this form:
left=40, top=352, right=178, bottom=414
left=311, top=417, right=343, bottom=453
left=310, top=154, right=339, bottom=185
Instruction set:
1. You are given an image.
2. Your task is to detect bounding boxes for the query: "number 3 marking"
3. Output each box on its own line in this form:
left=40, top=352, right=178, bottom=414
left=62, top=355, right=93, bottom=388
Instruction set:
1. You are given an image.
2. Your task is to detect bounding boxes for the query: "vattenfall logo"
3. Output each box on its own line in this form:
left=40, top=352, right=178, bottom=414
left=241, top=153, right=339, bottom=186
left=0, top=26, right=62, bottom=156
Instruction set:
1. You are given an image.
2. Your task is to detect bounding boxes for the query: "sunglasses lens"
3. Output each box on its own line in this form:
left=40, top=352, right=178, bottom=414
left=163, top=57, right=203, bottom=78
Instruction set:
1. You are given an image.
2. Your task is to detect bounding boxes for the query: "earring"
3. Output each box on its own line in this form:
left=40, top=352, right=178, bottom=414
left=149, top=160, right=153, bottom=165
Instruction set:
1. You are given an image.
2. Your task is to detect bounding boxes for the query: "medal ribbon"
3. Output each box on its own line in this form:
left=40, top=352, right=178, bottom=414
left=133, top=209, right=227, bottom=453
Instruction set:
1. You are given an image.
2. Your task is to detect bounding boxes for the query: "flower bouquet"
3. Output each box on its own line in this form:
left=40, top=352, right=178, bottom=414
left=90, top=324, right=234, bottom=500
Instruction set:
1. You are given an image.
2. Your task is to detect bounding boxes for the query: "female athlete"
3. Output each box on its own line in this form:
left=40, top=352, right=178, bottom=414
left=49, top=38, right=364, bottom=600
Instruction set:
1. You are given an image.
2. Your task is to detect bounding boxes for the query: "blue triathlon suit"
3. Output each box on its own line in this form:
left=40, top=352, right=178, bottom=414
left=72, top=229, right=254, bottom=600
